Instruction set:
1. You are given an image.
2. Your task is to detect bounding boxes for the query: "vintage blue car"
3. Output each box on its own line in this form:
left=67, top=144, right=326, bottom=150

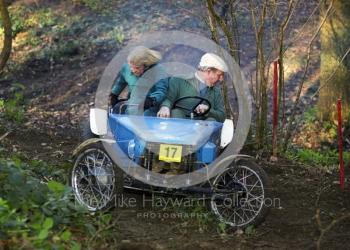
left=70, top=97, right=269, bottom=229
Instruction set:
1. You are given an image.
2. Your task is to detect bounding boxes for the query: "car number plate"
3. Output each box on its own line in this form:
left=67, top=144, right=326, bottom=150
left=159, top=144, right=182, bottom=163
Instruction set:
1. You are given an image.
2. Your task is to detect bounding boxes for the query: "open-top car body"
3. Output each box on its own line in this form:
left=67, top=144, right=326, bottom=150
left=71, top=98, right=270, bottom=229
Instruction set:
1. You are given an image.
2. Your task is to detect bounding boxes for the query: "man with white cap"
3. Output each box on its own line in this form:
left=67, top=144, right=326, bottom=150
left=157, top=52, right=227, bottom=122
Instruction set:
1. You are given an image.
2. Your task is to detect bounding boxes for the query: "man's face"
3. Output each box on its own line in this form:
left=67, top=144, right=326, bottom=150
left=128, top=61, right=145, bottom=76
left=205, top=69, right=224, bottom=87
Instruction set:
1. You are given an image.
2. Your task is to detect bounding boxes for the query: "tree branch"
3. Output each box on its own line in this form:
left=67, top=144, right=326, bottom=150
left=207, top=0, right=238, bottom=60
left=316, top=211, right=350, bottom=250
left=283, top=0, right=323, bottom=55
left=0, top=131, right=11, bottom=141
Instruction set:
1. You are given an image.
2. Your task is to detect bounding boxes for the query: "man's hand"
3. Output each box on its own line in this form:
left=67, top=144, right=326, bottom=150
left=157, top=106, right=170, bottom=118
left=195, top=104, right=209, bottom=114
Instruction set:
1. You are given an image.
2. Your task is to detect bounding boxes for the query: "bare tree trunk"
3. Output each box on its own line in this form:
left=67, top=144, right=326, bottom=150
left=0, top=0, right=12, bottom=74
left=207, top=3, right=219, bottom=44
left=206, top=0, right=239, bottom=62
left=250, top=0, right=268, bottom=148
left=206, top=0, right=237, bottom=118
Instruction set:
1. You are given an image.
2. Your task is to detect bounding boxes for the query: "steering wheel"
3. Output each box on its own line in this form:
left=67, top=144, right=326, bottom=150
left=110, top=98, right=129, bottom=114
left=172, top=96, right=211, bottom=117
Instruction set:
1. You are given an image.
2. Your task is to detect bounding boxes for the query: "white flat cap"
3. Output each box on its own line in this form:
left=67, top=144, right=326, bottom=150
left=199, top=53, right=228, bottom=72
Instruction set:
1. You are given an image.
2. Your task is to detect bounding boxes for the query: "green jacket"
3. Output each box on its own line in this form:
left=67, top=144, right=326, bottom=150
left=161, top=74, right=226, bottom=122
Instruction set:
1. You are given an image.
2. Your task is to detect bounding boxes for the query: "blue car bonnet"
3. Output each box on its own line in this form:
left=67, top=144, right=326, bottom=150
left=109, top=114, right=222, bottom=145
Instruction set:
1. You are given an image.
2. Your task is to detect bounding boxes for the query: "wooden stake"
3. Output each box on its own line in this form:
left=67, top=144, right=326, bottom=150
left=337, top=98, right=344, bottom=191
left=271, top=61, right=278, bottom=161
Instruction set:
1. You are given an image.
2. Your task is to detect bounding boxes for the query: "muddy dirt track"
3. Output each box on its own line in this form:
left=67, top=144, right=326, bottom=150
left=96, top=162, right=350, bottom=250
left=2, top=126, right=350, bottom=249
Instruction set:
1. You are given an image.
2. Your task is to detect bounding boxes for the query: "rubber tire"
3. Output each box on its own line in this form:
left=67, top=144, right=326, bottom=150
left=210, top=158, right=270, bottom=230
left=70, top=142, right=124, bottom=211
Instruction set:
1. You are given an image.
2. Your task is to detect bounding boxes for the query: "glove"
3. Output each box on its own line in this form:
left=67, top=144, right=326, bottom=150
left=195, top=104, right=209, bottom=114
left=144, top=97, right=157, bottom=109
left=157, top=106, right=170, bottom=118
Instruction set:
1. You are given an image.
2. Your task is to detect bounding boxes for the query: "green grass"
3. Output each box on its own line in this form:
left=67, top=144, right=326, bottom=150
left=286, top=148, right=350, bottom=168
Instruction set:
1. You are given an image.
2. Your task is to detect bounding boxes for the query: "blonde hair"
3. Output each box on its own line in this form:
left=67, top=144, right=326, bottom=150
left=127, top=46, right=162, bottom=67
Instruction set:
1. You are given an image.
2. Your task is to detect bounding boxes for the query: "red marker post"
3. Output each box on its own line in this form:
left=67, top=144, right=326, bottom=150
left=272, top=61, right=278, bottom=159
left=337, top=98, right=345, bottom=191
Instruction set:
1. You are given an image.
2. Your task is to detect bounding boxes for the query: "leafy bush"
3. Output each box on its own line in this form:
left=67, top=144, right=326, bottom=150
left=73, top=0, right=116, bottom=14
left=26, top=8, right=57, bottom=29
left=9, top=6, right=29, bottom=36
left=303, top=107, right=318, bottom=124
left=108, top=26, right=125, bottom=44
left=0, top=156, right=85, bottom=249
left=0, top=6, right=29, bottom=37
left=0, top=84, right=26, bottom=124
left=0, top=148, right=122, bottom=249
left=0, top=6, right=57, bottom=35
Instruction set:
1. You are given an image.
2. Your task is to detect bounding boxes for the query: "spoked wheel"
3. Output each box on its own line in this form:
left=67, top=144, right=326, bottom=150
left=71, top=144, right=122, bottom=211
left=210, top=159, right=269, bottom=229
